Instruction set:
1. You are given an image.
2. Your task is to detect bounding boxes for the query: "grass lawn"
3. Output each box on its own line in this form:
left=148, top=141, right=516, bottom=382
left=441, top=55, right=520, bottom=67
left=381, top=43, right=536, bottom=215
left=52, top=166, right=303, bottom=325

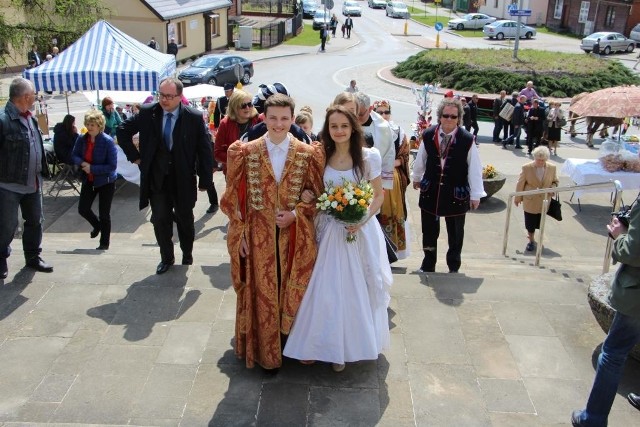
left=284, top=22, right=320, bottom=46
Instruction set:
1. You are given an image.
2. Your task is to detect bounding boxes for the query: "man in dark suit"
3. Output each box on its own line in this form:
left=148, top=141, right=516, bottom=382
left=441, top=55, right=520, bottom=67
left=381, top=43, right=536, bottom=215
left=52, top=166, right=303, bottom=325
left=213, top=83, right=234, bottom=128
left=117, top=77, right=213, bottom=274
left=503, top=95, right=526, bottom=149
left=344, top=16, right=353, bottom=38
left=27, top=45, right=41, bottom=67
left=166, top=38, right=178, bottom=56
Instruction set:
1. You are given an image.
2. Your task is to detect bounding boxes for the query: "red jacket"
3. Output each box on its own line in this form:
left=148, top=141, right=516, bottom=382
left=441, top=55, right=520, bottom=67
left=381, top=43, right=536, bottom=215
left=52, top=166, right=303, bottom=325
left=214, top=115, right=261, bottom=173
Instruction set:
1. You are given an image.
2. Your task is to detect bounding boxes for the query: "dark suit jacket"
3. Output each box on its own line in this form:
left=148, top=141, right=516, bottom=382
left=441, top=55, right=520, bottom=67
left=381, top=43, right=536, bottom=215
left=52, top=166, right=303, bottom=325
left=117, top=103, right=213, bottom=210
left=213, top=95, right=229, bottom=128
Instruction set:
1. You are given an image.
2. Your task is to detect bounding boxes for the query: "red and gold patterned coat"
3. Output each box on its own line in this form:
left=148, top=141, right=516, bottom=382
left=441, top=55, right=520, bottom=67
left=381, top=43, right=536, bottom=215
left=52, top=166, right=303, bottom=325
left=220, top=136, right=325, bottom=369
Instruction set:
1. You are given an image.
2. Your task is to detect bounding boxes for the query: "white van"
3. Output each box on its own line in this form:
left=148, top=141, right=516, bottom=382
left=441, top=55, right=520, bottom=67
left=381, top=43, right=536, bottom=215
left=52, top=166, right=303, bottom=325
left=630, top=23, right=640, bottom=46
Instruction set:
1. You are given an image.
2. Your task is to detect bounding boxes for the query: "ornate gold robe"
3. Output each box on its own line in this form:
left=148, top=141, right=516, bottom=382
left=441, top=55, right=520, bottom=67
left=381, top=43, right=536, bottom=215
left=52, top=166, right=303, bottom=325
left=220, top=136, right=325, bottom=369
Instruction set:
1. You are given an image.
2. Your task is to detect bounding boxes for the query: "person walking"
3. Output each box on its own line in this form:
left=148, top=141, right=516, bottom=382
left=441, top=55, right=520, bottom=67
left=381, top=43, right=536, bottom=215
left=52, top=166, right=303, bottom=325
left=525, top=99, right=545, bottom=155
left=572, top=193, right=640, bottom=427
left=213, top=83, right=234, bottom=128
left=283, top=105, right=392, bottom=372
left=468, top=94, right=480, bottom=138
left=503, top=95, right=526, bottom=149
left=71, top=110, right=118, bottom=250
left=344, top=16, right=353, bottom=38
left=411, top=97, right=484, bottom=274
left=220, top=94, right=324, bottom=370
left=0, top=77, right=54, bottom=279
left=166, top=38, right=178, bottom=56
left=514, top=146, right=558, bottom=252
left=320, top=24, right=328, bottom=52
left=117, top=77, right=213, bottom=275
left=492, top=90, right=508, bottom=142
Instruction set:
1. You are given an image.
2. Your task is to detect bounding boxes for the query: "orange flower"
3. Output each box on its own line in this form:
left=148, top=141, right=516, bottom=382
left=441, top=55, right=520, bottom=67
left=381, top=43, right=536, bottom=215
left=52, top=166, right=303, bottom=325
left=336, top=205, right=344, bottom=212
left=328, top=195, right=335, bottom=201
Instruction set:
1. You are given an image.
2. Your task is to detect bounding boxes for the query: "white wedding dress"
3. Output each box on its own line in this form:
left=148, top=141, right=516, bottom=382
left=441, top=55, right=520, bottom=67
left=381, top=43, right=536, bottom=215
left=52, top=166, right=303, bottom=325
left=283, top=148, right=393, bottom=364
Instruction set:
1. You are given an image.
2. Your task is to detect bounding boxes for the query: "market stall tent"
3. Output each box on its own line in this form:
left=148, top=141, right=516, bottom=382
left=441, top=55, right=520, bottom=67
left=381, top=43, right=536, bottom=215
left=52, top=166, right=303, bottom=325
left=23, top=20, right=176, bottom=93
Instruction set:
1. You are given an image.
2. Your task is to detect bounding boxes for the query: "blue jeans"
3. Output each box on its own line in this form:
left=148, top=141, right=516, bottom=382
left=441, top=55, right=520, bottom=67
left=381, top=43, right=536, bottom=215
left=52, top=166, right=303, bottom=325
left=0, top=187, right=44, bottom=261
left=575, top=311, right=640, bottom=426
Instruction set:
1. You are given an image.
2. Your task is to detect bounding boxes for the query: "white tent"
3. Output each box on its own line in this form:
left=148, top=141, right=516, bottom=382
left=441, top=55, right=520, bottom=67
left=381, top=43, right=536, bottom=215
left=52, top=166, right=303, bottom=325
left=23, top=20, right=175, bottom=93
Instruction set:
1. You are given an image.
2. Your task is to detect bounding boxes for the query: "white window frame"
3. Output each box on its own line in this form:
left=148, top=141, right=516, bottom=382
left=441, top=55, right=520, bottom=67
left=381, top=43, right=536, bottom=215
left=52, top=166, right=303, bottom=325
left=578, top=1, right=590, bottom=24
left=554, top=0, right=564, bottom=20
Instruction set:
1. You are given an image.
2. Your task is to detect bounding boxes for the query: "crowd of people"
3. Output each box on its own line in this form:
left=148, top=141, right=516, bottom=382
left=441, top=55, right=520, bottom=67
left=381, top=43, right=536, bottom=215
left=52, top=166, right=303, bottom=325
left=4, top=74, right=640, bottom=425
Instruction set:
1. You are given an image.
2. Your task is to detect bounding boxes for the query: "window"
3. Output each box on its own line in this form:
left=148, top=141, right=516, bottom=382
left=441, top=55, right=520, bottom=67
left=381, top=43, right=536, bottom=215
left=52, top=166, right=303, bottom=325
left=494, top=0, right=498, bottom=8
left=604, top=6, right=615, bottom=28
left=554, top=0, right=563, bottom=20
left=578, top=1, right=589, bottom=24
left=210, top=14, right=220, bottom=38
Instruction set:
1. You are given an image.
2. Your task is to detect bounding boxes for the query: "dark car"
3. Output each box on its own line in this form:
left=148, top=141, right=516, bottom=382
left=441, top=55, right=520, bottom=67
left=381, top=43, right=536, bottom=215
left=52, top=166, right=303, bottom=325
left=177, top=54, right=254, bottom=87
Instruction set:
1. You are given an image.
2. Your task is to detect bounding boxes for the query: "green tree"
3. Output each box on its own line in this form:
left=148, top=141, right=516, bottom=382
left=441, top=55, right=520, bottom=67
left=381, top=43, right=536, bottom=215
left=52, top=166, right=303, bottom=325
left=0, top=0, right=109, bottom=66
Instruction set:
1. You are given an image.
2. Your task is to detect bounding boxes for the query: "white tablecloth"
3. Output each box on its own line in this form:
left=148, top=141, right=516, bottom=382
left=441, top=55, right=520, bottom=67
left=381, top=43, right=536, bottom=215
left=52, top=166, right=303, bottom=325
left=116, top=145, right=140, bottom=186
left=560, top=158, right=640, bottom=198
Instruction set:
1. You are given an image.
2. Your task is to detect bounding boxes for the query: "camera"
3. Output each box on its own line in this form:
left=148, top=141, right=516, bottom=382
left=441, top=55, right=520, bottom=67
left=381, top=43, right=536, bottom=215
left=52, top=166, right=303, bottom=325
left=611, top=206, right=632, bottom=228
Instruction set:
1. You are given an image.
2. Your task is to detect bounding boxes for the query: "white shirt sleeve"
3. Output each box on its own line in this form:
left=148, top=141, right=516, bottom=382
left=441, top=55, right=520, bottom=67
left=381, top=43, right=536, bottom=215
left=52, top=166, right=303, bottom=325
left=467, top=142, right=486, bottom=200
left=411, top=137, right=427, bottom=183
left=364, top=147, right=382, bottom=181
left=371, top=112, right=395, bottom=190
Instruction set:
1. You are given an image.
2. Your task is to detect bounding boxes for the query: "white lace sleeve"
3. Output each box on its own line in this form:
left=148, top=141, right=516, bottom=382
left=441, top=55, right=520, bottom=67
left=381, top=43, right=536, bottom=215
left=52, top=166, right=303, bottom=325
left=363, top=147, right=382, bottom=181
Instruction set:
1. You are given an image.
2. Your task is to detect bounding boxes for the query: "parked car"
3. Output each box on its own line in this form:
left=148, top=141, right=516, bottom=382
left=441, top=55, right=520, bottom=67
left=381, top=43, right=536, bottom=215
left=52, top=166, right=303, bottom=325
left=447, top=13, right=496, bottom=30
left=580, top=32, right=635, bottom=54
left=368, top=0, right=386, bottom=9
left=177, top=54, right=254, bottom=86
left=302, top=0, right=318, bottom=19
left=342, top=0, right=362, bottom=16
left=386, top=1, right=410, bottom=19
left=312, top=10, right=332, bottom=30
left=630, top=23, right=640, bottom=46
left=483, top=20, right=536, bottom=40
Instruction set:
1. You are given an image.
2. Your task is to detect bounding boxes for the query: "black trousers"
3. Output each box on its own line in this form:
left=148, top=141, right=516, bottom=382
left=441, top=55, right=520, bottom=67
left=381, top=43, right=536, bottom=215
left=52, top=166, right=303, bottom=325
left=149, top=174, right=195, bottom=263
left=207, top=182, right=218, bottom=206
left=493, top=117, right=503, bottom=141
left=465, top=121, right=479, bottom=136
left=420, top=210, right=466, bottom=272
left=78, top=181, right=115, bottom=246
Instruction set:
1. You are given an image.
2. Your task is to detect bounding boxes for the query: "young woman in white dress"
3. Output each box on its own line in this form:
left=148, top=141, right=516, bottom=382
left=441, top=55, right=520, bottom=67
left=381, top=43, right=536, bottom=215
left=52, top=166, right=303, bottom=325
left=283, top=105, right=393, bottom=372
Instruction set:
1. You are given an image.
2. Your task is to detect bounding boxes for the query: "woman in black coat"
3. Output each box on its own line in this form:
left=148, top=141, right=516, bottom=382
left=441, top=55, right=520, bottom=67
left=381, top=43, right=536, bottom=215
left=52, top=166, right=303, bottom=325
left=53, top=114, right=78, bottom=165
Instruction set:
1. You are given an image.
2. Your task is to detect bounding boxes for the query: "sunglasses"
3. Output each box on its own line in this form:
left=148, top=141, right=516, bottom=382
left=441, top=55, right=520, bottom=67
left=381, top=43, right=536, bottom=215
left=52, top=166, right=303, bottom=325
left=239, top=102, right=253, bottom=109
left=441, top=114, right=458, bottom=119
left=377, top=110, right=391, bottom=115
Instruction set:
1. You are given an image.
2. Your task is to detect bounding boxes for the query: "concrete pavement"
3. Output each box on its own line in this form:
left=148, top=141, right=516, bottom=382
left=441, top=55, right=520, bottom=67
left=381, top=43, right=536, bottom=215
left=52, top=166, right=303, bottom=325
left=2, top=25, right=640, bottom=427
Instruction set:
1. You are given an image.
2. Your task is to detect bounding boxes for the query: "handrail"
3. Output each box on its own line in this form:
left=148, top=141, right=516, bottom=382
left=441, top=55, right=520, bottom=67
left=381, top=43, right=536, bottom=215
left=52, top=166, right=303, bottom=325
left=502, top=180, right=623, bottom=273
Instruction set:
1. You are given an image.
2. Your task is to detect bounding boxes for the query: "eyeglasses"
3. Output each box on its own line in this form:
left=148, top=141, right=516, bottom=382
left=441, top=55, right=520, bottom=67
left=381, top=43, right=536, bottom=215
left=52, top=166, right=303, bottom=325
left=377, top=110, right=391, bottom=115
left=239, top=102, right=253, bottom=109
left=158, top=92, right=178, bottom=100
left=441, top=114, right=458, bottom=119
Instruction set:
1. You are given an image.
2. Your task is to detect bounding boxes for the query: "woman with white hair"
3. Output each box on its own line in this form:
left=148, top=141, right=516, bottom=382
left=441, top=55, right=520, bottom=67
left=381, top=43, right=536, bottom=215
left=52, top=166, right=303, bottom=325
left=514, top=146, right=559, bottom=252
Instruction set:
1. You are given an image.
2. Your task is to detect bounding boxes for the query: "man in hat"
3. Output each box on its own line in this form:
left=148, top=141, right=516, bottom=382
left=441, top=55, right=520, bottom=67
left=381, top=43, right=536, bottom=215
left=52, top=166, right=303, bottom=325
left=214, top=83, right=234, bottom=128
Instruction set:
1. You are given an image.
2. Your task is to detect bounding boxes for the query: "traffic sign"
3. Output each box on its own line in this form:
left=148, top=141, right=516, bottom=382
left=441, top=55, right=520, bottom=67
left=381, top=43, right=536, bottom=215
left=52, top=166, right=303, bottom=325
left=507, top=3, right=517, bottom=12
left=509, top=9, right=532, bottom=17
left=434, top=22, right=443, bottom=31
left=324, top=0, right=334, bottom=10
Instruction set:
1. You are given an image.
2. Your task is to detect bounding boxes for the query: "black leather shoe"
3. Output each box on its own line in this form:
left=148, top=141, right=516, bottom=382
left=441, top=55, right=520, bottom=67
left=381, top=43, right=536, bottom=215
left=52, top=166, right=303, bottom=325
left=156, top=260, right=174, bottom=275
left=90, top=227, right=100, bottom=239
left=206, top=204, right=219, bottom=214
left=25, top=257, right=53, bottom=273
left=515, top=145, right=523, bottom=149
left=0, top=257, right=7, bottom=279
left=96, top=244, right=109, bottom=250
left=628, top=393, right=640, bottom=411
left=182, top=255, right=193, bottom=265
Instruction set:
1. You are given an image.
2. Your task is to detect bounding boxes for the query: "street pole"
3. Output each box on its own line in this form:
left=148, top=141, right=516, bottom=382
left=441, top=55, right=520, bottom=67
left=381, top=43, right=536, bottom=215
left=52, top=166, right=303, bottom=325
left=512, top=0, right=523, bottom=60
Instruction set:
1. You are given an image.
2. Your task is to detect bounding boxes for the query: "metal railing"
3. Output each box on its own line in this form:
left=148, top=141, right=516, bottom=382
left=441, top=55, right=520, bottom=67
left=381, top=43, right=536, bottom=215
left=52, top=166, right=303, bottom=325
left=502, top=180, right=623, bottom=273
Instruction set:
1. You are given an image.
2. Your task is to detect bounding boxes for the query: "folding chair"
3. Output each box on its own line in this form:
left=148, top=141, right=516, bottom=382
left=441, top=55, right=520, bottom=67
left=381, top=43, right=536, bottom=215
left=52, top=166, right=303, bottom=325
left=48, top=162, right=80, bottom=198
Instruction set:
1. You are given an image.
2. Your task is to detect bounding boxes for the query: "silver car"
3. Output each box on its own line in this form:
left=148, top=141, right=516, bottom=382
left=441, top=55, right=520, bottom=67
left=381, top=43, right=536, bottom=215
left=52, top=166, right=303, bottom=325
left=342, top=0, right=362, bottom=17
left=580, top=32, right=635, bottom=54
left=368, top=0, right=386, bottom=9
left=386, top=1, right=409, bottom=19
left=483, top=20, right=536, bottom=40
left=447, top=13, right=496, bottom=30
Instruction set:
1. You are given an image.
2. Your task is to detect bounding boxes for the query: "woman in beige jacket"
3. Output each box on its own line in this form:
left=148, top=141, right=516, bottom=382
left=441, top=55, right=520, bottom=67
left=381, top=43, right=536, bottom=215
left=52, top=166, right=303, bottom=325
left=514, top=146, right=559, bottom=251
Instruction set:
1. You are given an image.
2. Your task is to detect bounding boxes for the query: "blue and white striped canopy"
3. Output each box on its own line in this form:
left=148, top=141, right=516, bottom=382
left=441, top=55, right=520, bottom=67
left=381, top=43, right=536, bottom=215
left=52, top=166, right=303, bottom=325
left=23, top=20, right=176, bottom=92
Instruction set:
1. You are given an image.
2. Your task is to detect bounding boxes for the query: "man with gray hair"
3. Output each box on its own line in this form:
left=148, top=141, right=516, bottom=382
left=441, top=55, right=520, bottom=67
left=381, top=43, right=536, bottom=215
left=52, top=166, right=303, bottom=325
left=354, top=92, right=395, bottom=191
left=0, top=77, right=54, bottom=279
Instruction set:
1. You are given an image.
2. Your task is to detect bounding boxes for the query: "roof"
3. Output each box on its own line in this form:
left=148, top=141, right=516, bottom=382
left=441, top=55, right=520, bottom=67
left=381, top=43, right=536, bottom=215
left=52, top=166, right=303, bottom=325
left=23, top=20, right=176, bottom=92
left=141, top=0, right=233, bottom=20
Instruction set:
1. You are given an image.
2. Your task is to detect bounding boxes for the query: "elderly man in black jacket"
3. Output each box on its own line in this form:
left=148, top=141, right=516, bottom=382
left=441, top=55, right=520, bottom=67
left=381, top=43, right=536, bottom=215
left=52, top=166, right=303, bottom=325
left=117, top=77, right=213, bottom=274
left=503, top=95, right=526, bottom=150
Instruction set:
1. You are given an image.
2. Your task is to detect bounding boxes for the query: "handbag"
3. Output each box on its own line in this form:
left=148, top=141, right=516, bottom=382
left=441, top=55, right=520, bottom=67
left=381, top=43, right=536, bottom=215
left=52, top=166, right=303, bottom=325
left=547, top=196, right=562, bottom=221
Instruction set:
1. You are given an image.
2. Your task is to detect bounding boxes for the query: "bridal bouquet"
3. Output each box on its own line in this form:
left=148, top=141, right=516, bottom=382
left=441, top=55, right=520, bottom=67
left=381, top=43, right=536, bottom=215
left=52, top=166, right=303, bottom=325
left=317, top=179, right=374, bottom=242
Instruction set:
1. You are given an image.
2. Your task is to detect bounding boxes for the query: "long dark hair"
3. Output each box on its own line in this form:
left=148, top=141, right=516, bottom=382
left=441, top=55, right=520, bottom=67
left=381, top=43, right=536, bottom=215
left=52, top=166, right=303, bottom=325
left=321, top=105, right=365, bottom=181
left=62, top=114, right=75, bottom=134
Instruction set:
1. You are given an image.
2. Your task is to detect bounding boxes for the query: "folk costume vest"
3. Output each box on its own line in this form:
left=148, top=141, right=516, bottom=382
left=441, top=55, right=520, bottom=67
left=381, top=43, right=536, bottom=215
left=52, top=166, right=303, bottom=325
left=418, top=125, right=473, bottom=217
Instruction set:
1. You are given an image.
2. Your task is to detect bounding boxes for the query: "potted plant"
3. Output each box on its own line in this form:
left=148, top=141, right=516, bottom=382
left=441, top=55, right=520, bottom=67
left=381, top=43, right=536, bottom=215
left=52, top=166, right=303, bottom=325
left=481, top=165, right=506, bottom=200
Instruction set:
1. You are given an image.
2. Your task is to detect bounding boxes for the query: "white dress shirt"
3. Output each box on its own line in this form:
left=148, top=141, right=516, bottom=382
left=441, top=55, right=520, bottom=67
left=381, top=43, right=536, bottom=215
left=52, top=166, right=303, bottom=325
left=411, top=127, right=486, bottom=201
left=265, top=134, right=291, bottom=184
